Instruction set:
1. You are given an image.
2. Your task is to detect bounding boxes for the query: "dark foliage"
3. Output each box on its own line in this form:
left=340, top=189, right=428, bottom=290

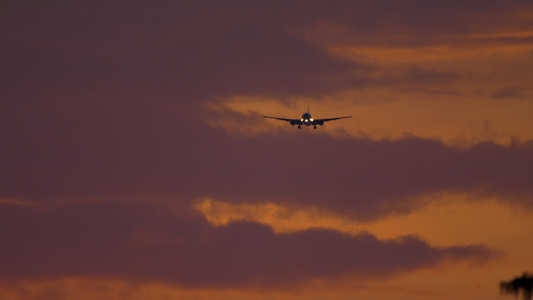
left=501, top=273, right=533, bottom=300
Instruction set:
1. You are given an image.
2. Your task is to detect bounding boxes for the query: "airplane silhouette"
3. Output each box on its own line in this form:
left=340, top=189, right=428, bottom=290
left=263, top=107, right=352, bottom=129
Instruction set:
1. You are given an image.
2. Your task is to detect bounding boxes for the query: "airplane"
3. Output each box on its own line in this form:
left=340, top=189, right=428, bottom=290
left=263, top=107, right=352, bottom=129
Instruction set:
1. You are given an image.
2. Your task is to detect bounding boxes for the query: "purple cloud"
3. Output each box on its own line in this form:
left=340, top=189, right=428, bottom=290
left=0, top=201, right=498, bottom=287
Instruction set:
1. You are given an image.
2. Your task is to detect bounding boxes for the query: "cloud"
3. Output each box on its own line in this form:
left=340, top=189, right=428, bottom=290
left=297, top=0, right=533, bottom=48
left=0, top=201, right=498, bottom=288
left=3, top=0, right=530, bottom=104
left=2, top=90, right=533, bottom=220
left=2, top=106, right=532, bottom=220
left=0, top=1, right=364, bottom=102
left=0, top=2, right=531, bottom=297
left=492, top=86, right=528, bottom=99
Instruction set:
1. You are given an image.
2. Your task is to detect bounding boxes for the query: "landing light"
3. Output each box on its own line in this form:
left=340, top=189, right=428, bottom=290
left=301, top=119, right=304, bottom=122
left=310, top=119, right=313, bottom=122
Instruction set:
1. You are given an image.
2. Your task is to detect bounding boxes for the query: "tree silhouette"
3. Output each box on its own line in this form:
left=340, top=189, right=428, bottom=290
left=501, top=273, right=533, bottom=300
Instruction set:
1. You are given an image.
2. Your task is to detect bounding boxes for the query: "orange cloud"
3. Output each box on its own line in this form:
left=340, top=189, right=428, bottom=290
left=194, top=197, right=357, bottom=234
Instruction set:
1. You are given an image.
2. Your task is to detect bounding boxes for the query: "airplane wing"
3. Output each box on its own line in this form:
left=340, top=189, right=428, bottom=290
left=263, top=116, right=303, bottom=125
left=312, top=116, right=352, bottom=125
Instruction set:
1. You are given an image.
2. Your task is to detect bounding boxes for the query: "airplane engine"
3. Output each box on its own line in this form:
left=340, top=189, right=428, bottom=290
left=317, top=120, right=324, bottom=126
left=290, top=120, right=296, bottom=125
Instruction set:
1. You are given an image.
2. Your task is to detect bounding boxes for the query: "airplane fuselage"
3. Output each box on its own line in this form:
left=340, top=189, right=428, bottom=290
left=301, top=112, right=313, bottom=126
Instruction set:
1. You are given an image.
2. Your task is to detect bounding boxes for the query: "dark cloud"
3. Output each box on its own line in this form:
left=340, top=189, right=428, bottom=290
left=0, top=0, right=531, bottom=216
left=3, top=0, right=531, bottom=104
left=0, top=201, right=498, bottom=287
left=2, top=104, right=533, bottom=220
left=1, top=34, right=532, bottom=219
left=0, top=1, right=362, bottom=103
left=492, top=86, right=528, bottom=99
left=0, top=0, right=530, bottom=292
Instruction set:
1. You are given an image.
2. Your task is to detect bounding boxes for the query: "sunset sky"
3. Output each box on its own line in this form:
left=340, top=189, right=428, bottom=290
left=1, top=1, right=533, bottom=299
